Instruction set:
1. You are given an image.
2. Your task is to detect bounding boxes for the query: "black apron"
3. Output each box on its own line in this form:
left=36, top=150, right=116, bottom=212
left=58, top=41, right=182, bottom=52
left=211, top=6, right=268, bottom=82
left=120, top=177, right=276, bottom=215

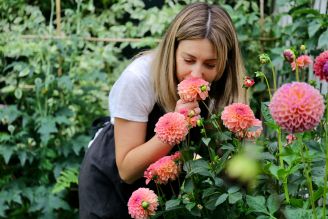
left=78, top=104, right=170, bottom=219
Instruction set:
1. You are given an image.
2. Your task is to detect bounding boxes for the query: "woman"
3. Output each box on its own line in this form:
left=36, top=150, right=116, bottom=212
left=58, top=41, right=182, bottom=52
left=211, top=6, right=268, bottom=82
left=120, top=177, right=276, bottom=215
left=79, top=2, right=246, bottom=218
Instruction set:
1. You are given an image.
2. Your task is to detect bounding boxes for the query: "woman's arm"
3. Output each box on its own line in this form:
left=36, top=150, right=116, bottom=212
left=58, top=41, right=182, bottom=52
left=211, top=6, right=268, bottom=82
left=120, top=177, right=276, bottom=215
left=114, top=118, right=173, bottom=184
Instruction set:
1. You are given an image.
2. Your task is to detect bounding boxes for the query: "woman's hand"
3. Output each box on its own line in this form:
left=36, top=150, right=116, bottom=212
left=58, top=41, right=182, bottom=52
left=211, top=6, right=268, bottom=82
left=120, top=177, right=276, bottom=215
left=175, top=99, right=201, bottom=117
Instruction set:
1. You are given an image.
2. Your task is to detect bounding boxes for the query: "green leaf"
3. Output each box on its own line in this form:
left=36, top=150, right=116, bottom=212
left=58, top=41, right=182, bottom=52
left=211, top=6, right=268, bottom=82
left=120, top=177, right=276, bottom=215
left=246, top=195, right=268, bottom=214
left=267, top=194, right=280, bottom=214
left=229, top=192, right=243, bottom=204
left=228, top=186, right=240, bottom=194
left=308, top=20, right=321, bottom=37
left=14, top=88, right=23, bottom=99
left=215, top=193, right=228, bottom=206
left=184, top=160, right=211, bottom=177
left=284, top=207, right=311, bottom=219
left=202, top=137, right=211, bottom=146
left=318, top=29, right=328, bottom=49
left=0, top=145, right=14, bottom=164
left=0, top=199, right=9, bottom=217
left=165, top=199, right=181, bottom=210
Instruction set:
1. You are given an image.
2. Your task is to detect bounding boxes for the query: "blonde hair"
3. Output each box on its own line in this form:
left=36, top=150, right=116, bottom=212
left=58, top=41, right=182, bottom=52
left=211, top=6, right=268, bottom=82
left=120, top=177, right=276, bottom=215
left=151, top=3, right=246, bottom=113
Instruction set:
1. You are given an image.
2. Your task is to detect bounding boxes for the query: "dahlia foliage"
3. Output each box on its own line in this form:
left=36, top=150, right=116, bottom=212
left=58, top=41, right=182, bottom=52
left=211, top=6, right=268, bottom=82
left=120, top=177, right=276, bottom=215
left=128, top=48, right=328, bottom=219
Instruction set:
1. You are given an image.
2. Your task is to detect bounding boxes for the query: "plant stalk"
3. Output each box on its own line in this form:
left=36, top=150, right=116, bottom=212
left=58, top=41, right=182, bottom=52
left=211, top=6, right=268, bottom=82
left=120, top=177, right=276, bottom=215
left=323, top=94, right=328, bottom=218
left=278, top=128, right=290, bottom=203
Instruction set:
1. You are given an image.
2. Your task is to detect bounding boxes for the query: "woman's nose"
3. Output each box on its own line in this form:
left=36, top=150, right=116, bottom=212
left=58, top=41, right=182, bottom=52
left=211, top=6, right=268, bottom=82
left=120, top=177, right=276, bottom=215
left=190, top=65, right=203, bottom=78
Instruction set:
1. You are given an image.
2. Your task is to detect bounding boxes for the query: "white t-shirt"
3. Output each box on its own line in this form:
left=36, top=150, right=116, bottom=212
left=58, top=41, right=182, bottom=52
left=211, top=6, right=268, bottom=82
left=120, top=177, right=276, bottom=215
left=109, top=54, right=156, bottom=124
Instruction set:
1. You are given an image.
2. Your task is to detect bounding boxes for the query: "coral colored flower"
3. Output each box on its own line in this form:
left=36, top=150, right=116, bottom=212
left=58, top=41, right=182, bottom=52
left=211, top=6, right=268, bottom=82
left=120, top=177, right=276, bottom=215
left=313, top=50, right=328, bottom=82
left=128, top=188, right=159, bottom=219
left=291, top=55, right=312, bottom=71
left=177, top=77, right=210, bottom=102
left=243, top=76, right=255, bottom=88
left=269, top=82, right=325, bottom=133
left=155, top=112, right=189, bottom=145
left=283, top=49, right=295, bottom=63
left=144, top=152, right=182, bottom=185
left=286, top=134, right=296, bottom=145
left=237, top=118, right=262, bottom=139
left=221, top=103, right=256, bottom=135
left=178, top=108, right=201, bottom=128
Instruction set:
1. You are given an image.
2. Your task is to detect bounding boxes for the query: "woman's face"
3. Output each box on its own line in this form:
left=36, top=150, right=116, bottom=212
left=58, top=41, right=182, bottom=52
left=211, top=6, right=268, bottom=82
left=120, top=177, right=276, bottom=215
left=176, top=38, right=220, bottom=82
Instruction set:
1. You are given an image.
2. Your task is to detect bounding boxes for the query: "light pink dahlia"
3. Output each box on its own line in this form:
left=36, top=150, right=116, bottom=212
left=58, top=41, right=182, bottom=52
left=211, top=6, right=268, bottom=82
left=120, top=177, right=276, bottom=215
left=177, top=77, right=210, bottom=102
left=291, top=55, right=312, bottom=71
left=144, top=152, right=182, bottom=185
left=221, top=103, right=256, bottom=134
left=155, top=112, right=189, bottom=145
left=178, top=108, right=201, bottom=128
left=313, top=50, right=328, bottom=82
left=128, top=188, right=159, bottom=219
left=269, top=82, right=325, bottom=133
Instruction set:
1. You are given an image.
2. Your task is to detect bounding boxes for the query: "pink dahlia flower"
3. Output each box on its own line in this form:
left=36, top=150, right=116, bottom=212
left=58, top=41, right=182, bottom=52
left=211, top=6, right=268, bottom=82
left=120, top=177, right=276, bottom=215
left=291, top=55, right=312, bottom=71
left=177, top=77, right=210, bottom=102
left=313, top=50, right=328, bottom=82
left=243, top=76, right=255, bottom=88
left=155, top=112, right=189, bottom=145
left=128, top=188, right=159, bottom=219
left=237, top=118, right=262, bottom=139
left=269, top=82, right=325, bottom=133
left=144, top=152, right=182, bottom=185
left=283, top=49, right=295, bottom=63
left=178, top=108, right=201, bottom=128
left=221, top=103, right=256, bottom=134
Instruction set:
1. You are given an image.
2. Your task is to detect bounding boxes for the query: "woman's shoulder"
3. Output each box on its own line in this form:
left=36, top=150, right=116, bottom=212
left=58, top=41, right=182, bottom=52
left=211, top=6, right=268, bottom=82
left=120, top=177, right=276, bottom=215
left=123, top=52, right=154, bottom=77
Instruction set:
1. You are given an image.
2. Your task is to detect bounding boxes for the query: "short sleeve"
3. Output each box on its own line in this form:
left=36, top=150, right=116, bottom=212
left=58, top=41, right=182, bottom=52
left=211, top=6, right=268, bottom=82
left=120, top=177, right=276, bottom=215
left=109, top=55, right=155, bottom=123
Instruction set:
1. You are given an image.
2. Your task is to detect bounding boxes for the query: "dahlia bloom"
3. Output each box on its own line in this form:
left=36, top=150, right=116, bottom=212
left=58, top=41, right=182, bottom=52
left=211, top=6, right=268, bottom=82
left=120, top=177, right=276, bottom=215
left=155, top=112, right=189, bottom=145
left=144, top=152, right=182, bottom=185
left=177, top=77, right=210, bottom=102
left=313, top=50, right=328, bottom=82
left=128, top=188, right=159, bottom=219
left=291, top=55, right=312, bottom=71
left=221, top=103, right=256, bottom=135
left=269, top=82, right=325, bottom=133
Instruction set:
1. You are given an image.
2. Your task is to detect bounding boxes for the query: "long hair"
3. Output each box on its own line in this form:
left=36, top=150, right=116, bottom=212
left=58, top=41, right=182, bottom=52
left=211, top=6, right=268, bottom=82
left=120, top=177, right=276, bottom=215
left=151, top=2, right=247, bottom=113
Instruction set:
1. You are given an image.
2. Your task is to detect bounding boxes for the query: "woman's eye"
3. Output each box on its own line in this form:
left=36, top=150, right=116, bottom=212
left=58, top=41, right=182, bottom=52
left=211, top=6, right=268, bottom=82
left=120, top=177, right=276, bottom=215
left=205, top=64, right=216, bottom=69
left=184, top=59, right=194, bottom=64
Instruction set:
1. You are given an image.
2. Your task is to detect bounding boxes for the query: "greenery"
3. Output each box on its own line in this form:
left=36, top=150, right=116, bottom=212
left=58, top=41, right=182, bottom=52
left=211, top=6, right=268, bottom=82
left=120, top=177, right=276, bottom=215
left=0, top=0, right=327, bottom=218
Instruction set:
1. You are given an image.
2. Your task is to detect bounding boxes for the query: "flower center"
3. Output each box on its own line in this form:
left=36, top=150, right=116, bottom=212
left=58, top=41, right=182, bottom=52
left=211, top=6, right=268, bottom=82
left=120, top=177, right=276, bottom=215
left=142, top=201, right=149, bottom=209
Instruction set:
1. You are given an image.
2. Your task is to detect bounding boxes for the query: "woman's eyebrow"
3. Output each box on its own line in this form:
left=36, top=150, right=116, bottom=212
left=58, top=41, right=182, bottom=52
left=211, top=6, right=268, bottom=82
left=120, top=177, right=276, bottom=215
left=182, top=52, right=217, bottom=61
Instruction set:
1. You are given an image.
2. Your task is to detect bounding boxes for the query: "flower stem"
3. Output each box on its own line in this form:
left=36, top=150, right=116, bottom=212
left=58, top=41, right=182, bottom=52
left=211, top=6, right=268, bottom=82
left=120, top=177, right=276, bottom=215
left=277, top=128, right=290, bottom=203
left=263, top=75, right=272, bottom=100
left=295, top=65, right=300, bottom=82
left=201, top=101, right=221, bottom=131
left=323, top=94, right=328, bottom=218
left=298, top=134, right=317, bottom=219
left=270, top=62, right=277, bottom=92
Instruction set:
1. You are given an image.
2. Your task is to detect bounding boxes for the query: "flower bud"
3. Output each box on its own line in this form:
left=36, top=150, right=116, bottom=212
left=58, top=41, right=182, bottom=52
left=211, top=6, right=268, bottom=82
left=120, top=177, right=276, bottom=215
left=283, top=49, right=295, bottom=63
left=300, top=45, right=306, bottom=51
left=259, top=54, right=270, bottom=64
left=243, top=76, right=255, bottom=89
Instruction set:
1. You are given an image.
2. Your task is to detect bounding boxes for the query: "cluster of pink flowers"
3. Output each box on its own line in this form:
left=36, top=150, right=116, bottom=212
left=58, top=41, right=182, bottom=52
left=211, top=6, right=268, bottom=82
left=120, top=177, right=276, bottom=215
left=144, top=151, right=182, bottom=185
left=221, top=103, right=262, bottom=139
left=128, top=188, right=159, bottom=219
left=154, top=112, right=188, bottom=145
left=177, top=77, right=210, bottom=102
left=291, top=55, right=312, bottom=71
left=286, top=134, right=297, bottom=145
left=269, top=82, right=325, bottom=133
left=313, top=50, right=328, bottom=82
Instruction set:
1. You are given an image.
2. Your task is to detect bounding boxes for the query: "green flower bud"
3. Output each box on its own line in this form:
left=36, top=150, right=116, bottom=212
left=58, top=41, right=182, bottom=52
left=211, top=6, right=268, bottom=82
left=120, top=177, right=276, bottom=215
left=259, top=53, right=271, bottom=64
left=200, top=85, right=207, bottom=92
left=300, top=45, right=306, bottom=51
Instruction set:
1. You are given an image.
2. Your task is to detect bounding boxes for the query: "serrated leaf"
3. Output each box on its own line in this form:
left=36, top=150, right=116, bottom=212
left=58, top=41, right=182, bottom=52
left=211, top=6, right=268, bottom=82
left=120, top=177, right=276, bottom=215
left=267, top=194, right=280, bottom=214
left=246, top=195, right=268, bottom=214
